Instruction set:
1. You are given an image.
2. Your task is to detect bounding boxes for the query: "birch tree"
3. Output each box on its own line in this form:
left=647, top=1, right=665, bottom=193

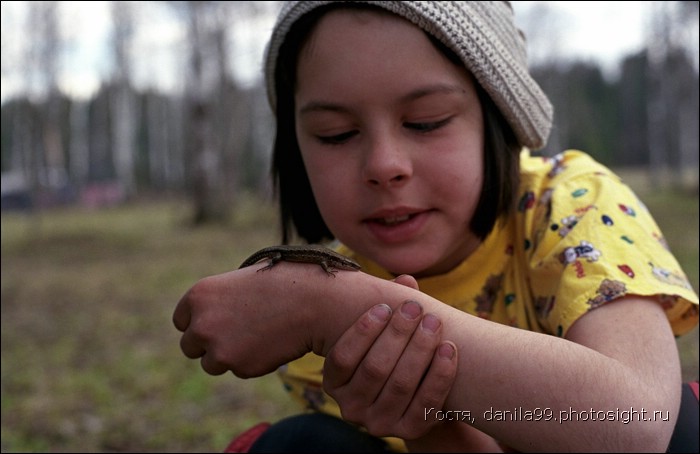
left=171, top=1, right=262, bottom=224
left=28, top=0, right=65, bottom=194
left=646, top=0, right=699, bottom=189
left=110, top=0, right=136, bottom=196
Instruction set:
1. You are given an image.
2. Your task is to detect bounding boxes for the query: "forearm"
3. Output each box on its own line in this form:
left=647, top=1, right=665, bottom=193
left=437, top=318, right=674, bottom=452
left=300, top=269, right=679, bottom=452
left=421, top=300, right=678, bottom=452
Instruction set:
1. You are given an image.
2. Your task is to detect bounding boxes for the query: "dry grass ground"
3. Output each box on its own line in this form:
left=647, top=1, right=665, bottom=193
left=1, top=196, right=299, bottom=452
left=1, top=176, right=698, bottom=452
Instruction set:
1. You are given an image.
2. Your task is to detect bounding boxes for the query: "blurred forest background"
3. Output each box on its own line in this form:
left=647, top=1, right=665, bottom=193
left=1, top=1, right=698, bottom=215
left=1, top=1, right=698, bottom=452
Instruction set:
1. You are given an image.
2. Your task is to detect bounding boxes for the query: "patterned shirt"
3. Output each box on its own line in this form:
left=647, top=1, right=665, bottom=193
left=277, top=149, right=699, bottom=448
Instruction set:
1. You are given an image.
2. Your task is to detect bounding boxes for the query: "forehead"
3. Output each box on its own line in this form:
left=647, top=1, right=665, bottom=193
left=301, top=7, right=425, bottom=58
left=296, top=7, right=474, bottom=100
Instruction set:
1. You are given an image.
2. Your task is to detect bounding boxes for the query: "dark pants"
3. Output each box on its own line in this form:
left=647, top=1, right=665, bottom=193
left=667, top=381, right=699, bottom=453
left=248, top=412, right=393, bottom=453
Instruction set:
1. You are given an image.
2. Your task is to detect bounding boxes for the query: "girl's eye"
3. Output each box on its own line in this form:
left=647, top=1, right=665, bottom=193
left=404, top=117, right=452, bottom=133
left=317, top=130, right=358, bottom=145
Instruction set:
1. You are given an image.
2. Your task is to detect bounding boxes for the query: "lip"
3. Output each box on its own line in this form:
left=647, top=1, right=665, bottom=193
left=363, top=207, right=432, bottom=244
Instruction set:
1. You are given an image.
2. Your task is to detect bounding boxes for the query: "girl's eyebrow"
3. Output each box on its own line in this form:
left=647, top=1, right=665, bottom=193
left=298, top=101, right=351, bottom=116
left=298, top=83, right=466, bottom=116
left=398, top=83, right=466, bottom=104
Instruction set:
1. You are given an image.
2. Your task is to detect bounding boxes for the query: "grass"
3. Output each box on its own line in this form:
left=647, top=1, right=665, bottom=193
left=1, top=179, right=698, bottom=452
left=1, top=195, right=299, bottom=452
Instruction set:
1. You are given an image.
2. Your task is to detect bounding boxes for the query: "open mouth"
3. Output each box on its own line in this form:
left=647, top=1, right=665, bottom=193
left=375, top=214, right=413, bottom=226
left=364, top=206, right=434, bottom=244
left=364, top=209, right=431, bottom=244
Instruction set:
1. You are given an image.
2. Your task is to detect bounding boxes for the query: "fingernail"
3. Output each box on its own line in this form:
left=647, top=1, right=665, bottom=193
left=438, top=342, right=455, bottom=360
left=421, top=313, right=441, bottom=333
left=369, top=304, right=392, bottom=322
left=400, top=300, right=422, bottom=320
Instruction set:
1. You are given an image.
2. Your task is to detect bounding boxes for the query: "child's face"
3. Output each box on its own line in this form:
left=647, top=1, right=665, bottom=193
left=294, top=9, right=484, bottom=277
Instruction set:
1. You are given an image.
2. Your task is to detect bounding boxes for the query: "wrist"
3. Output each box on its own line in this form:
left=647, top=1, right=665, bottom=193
left=254, top=260, right=363, bottom=357
left=306, top=268, right=366, bottom=356
left=310, top=271, right=418, bottom=356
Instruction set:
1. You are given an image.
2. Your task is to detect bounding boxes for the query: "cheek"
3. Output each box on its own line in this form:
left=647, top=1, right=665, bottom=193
left=309, top=180, right=357, bottom=239
left=302, top=154, right=357, bottom=222
left=302, top=151, right=346, bottom=195
left=435, top=165, right=482, bottom=218
left=426, top=142, right=483, bottom=197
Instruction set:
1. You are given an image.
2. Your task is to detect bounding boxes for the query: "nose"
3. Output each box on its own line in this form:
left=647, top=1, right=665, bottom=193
left=362, top=133, right=413, bottom=187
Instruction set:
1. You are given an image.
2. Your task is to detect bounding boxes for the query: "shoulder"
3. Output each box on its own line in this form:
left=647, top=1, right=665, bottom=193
left=514, top=149, right=699, bottom=338
left=516, top=149, right=627, bottom=218
left=520, top=149, right=613, bottom=183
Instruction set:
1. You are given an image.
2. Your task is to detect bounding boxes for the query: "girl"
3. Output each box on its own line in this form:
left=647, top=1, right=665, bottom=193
left=174, top=2, right=698, bottom=451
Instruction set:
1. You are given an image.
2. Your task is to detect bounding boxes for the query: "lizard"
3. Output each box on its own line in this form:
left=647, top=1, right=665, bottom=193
left=239, top=245, right=361, bottom=276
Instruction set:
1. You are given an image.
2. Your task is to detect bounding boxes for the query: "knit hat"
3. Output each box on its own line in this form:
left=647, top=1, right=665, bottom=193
left=264, top=1, right=553, bottom=150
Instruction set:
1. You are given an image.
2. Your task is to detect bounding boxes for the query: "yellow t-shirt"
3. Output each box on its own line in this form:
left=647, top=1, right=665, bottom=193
left=277, top=149, right=699, bottom=449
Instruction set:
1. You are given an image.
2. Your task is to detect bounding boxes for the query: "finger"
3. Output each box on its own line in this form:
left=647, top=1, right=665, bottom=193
left=173, top=292, right=192, bottom=332
left=339, top=300, right=424, bottom=408
left=324, top=304, right=393, bottom=389
left=401, top=341, right=458, bottom=437
left=179, top=329, right=206, bottom=359
left=393, top=274, right=419, bottom=290
left=368, top=313, right=444, bottom=429
left=200, top=352, right=229, bottom=376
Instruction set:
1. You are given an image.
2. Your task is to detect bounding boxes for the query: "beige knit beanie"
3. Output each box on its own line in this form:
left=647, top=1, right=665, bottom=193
left=264, top=0, right=553, bottom=150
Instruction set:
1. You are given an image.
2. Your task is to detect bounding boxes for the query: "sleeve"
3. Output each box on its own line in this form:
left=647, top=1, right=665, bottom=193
left=524, top=151, right=699, bottom=338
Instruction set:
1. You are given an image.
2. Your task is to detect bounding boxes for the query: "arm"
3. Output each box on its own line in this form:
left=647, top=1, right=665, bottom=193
left=174, top=262, right=681, bottom=451
left=348, top=282, right=680, bottom=452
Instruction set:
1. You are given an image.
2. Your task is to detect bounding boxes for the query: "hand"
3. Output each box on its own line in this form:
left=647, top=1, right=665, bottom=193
left=173, top=266, right=314, bottom=378
left=323, top=275, right=458, bottom=440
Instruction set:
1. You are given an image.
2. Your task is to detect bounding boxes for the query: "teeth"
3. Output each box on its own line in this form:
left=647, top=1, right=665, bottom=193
left=382, top=215, right=410, bottom=225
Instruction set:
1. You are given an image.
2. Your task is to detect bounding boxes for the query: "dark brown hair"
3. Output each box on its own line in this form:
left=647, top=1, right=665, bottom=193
left=271, top=4, right=521, bottom=244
